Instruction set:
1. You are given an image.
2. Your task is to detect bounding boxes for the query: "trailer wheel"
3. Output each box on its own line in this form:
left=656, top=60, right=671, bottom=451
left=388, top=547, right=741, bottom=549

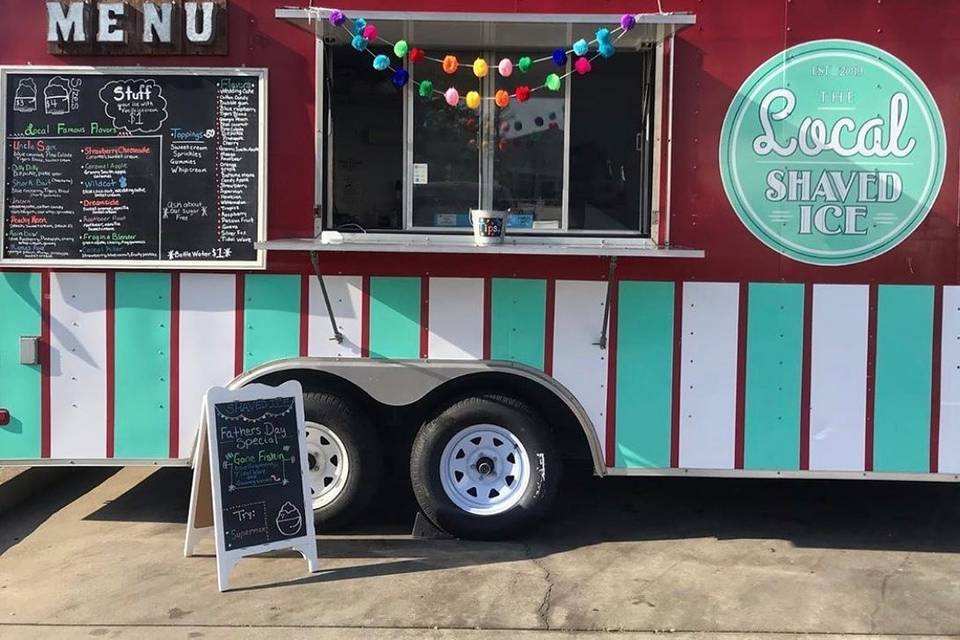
left=410, top=394, right=561, bottom=540
left=303, top=392, right=381, bottom=530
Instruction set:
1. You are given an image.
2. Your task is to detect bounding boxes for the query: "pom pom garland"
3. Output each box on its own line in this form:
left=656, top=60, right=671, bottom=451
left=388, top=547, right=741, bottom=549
left=362, top=24, right=378, bottom=40
left=572, top=38, right=589, bottom=56
left=444, top=87, right=460, bottom=106
left=574, top=56, right=592, bottom=75
left=328, top=9, right=346, bottom=26
left=442, top=55, right=459, bottom=74
left=472, top=58, right=489, bottom=78
left=409, top=47, right=425, bottom=63
left=351, top=34, right=368, bottom=51
left=620, top=14, right=636, bottom=31
left=551, top=48, right=567, bottom=66
left=373, top=54, right=390, bottom=71
left=599, top=42, right=615, bottom=58
left=393, top=40, right=408, bottom=58
left=517, top=56, right=532, bottom=73
left=418, top=79, right=433, bottom=97
left=494, top=89, right=510, bottom=108
left=545, top=73, right=561, bottom=91
left=392, top=68, right=409, bottom=88
left=595, top=27, right=610, bottom=44
left=498, top=58, right=513, bottom=77
left=353, top=18, right=366, bottom=35
left=515, top=85, right=531, bottom=102
left=466, top=90, right=481, bottom=109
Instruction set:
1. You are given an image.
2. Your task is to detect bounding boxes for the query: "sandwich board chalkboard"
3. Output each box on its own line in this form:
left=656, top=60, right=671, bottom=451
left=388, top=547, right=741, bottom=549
left=1, top=66, right=266, bottom=269
left=184, top=381, right=319, bottom=592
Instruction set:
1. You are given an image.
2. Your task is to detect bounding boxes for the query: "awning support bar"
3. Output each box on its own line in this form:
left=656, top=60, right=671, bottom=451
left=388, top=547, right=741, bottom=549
left=594, top=256, right=617, bottom=350
left=310, top=250, right=344, bottom=344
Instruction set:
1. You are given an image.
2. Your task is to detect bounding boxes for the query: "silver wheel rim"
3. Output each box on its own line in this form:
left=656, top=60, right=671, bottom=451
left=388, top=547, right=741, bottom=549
left=439, top=424, right=531, bottom=515
left=305, top=422, right=350, bottom=509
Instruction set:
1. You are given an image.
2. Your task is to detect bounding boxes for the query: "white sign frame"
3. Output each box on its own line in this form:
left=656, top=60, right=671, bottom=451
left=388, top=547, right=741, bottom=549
left=184, top=381, right=319, bottom=592
left=0, top=65, right=268, bottom=270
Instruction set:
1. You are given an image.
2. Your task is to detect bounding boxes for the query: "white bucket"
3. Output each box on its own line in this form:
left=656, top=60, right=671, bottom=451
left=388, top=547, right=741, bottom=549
left=469, top=209, right=509, bottom=246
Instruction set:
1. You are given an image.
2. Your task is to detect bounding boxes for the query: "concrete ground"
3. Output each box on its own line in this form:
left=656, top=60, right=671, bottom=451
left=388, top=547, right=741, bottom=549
left=0, top=466, right=958, bottom=639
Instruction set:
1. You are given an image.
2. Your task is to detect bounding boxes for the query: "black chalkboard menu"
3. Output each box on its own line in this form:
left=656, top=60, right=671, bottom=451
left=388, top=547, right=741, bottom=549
left=211, top=393, right=309, bottom=550
left=1, top=67, right=266, bottom=268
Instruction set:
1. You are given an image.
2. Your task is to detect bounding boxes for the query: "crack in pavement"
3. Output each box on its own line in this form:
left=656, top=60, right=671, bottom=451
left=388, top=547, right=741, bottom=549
left=522, top=540, right=554, bottom=630
left=868, top=552, right=911, bottom=633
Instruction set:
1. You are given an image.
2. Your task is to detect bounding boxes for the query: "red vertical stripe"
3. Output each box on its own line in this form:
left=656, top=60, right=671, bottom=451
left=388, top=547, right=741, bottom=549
left=734, top=282, right=749, bottom=469
left=604, top=278, right=619, bottom=468
left=299, top=274, right=310, bottom=358
left=420, top=276, right=430, bottom=359
left=169, top=273, right=180, bottom=459
left=105, top=272, right=115, bottom=459
left=669, top=281, right=684, bottom=468
left=40, top=270, right=51, bottom=459
left=864, top=283, right=879, bottom=472
left=930, top=285, right=943, bottom=473
left=234, top=274, right=245, bottom=376
left=482, top=277, right=492, bottom=360
left=543, top=279, right=556, bottom=375
left=799, top=283, right=814, bottom=471
left=360, top=275, right=371, bottom=358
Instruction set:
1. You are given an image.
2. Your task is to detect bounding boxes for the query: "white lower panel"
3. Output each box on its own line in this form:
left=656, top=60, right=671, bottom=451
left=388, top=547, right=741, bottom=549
left=678, top=282, right=739, bottom=469
left=308, top=275, right=363, bottom=358
left=178, top=274, right=237, bottom=459
left=428, top=277, right=484, bottom=360
left=49, top=273, right=107, bottom=459
left=809, top=284, right=869, bottom=472
left=939, top=287, right=960, bottom=473
left=551, top=281, right=608, bottom=458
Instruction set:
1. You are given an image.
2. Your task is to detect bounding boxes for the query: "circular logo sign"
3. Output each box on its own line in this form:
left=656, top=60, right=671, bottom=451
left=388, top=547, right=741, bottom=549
left=719, top=39, right=946, bottom=266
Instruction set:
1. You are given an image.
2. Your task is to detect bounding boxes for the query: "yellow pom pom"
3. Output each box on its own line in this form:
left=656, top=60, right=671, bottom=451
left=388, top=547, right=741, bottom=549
left=472, top=57, right=489, bottom=78
left=466, top=90, right=481, bottom=109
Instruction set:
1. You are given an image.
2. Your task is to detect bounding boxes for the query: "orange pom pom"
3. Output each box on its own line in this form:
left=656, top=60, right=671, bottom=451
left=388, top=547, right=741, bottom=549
left=494, top=89, right=510, bottom=108
left=442, top=55, right=459, bottom=74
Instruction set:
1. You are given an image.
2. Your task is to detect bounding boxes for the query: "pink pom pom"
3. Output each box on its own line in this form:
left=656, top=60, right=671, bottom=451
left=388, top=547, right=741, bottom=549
left=444, top=88, right=460, bottom=106
left=574, top=57, right=592, bottom=75
left=362, top=24, right=378, bottom=40
left=498, top=58, right=513, bottom=77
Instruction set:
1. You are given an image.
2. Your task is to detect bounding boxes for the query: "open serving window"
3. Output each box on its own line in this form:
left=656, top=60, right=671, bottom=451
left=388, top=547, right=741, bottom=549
left=268, top=7, right=700, bottom=257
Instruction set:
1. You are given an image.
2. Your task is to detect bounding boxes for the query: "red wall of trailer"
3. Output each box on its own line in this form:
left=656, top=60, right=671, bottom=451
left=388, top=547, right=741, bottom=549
left=2, top=0, right=958, bottom=284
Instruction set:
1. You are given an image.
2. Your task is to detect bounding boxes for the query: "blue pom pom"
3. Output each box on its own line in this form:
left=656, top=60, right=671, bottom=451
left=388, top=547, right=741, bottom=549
left=596, top=27, right=610, bottom=44
left=353, top=18, right=366, bottom=35
left=373, top=54, right=390, bottom=71
left=599, top=41, right=615, bottom=58
left=392, top=68, right=409, bottom=88
left=351, top=34, right=368, bottom=51
left=551, top=48, right=567, bottom=66
left=572, top=38, right=588, bottom=56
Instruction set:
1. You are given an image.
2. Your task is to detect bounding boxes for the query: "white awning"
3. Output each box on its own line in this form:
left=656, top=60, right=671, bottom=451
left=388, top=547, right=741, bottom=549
left=275, top=6, right=695, bottom=49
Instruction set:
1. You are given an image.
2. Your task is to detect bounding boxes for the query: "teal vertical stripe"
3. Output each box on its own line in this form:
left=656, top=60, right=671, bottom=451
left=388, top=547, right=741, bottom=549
left=244, top=274, right=301, bottom=370
left=873, top=285, right=934, bottom=473
left=114, top=273, right=171, bottom=459
left=0, top=273, right=42, bottom=459
left=369, top=277, right=421, bottom=359
left=490, top=279, right=546, bottom=369
left=614, top=281, right=674, bottom=468
left=743, top=283, right=804, bottom=470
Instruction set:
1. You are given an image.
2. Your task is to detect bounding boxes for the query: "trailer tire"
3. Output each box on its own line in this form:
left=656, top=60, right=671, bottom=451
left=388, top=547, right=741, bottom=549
left=410, top=394, right=561, bottom=540
left=303, top=392, right=381, bottom=530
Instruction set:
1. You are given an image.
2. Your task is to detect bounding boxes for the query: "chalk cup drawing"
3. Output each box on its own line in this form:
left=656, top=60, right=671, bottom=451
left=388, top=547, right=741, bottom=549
left=275, top=501, right=304, bottom=537
left=43, top=76, right=82, bottom=115
left=99, top=78, right=169, bottom=133
left=13, top=79, right=38, bottom=113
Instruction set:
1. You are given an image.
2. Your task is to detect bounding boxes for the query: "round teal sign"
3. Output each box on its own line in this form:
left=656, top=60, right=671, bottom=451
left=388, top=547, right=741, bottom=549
left=719, top=39, right=946, bottom=266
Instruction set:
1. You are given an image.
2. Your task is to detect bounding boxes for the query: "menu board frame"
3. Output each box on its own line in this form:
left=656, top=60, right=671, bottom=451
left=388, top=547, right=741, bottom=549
left=0, top=65, right=267, bottom=270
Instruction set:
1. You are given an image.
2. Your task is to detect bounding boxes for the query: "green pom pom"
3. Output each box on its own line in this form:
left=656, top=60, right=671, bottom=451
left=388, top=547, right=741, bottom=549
left=545, top=73, right=561, bottom=91
left=418, top=80, right=433, bottom=97
left=517, top=56, right=532, bottom=73
left=393, top=40, right=409, bottom=58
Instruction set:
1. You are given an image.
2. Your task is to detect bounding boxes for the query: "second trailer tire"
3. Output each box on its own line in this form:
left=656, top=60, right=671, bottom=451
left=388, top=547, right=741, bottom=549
left=410, top=395, right=561, bottom=540
left=303, top=392, right=382, bottom=530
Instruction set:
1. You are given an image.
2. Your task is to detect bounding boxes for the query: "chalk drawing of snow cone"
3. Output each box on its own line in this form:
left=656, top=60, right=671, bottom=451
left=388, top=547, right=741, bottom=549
left=275, top=501, right=303, bottom=536
left=14, top=79, right=37, bottom=113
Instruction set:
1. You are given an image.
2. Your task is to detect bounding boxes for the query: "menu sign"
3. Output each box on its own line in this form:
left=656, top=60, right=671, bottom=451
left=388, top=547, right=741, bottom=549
left=1, top=67, right=266, bottom=268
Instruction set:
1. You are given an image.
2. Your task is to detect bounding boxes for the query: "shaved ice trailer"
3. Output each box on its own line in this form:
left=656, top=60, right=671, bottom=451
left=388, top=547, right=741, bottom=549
left=1, top=0, right=959, bottom=539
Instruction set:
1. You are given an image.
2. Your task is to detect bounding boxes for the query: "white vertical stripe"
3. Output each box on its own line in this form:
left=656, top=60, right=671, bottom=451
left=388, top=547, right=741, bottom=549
left=428, top=277, right=484, bottom=359
left=307, top=275, right=363, bottom=358
left=552, top=281, right=608, bottom=459
left=678, top=282, right=739, bottom=469
left=178, top=274, right=237, bottom=459
left=809, top=284, right=869, bottom=472
left=939, top=287, right=960, bottom=473
left=49, top=273, right=107, bottom=459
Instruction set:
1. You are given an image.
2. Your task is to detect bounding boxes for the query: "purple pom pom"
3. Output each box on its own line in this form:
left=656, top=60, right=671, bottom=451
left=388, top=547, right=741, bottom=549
left=329, top=9, right=345, bottom=27
left=392, top=68, right=409, bottom=88
left=620, top=14, right=636, bottom=31
left=551, top=48, right=567, bottom=66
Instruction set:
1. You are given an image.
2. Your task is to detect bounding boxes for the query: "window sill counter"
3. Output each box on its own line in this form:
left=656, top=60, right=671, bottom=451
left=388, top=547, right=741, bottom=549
left=257, top=233, right=705, bottom=258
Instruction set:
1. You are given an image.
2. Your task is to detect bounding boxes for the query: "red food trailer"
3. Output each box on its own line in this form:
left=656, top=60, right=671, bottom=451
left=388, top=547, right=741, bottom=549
left=0, top=0, right=957, bottom=539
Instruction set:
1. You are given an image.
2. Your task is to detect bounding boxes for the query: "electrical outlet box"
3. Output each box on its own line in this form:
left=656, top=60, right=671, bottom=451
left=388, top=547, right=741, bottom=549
left=19, top=336, right=40, bottom=365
